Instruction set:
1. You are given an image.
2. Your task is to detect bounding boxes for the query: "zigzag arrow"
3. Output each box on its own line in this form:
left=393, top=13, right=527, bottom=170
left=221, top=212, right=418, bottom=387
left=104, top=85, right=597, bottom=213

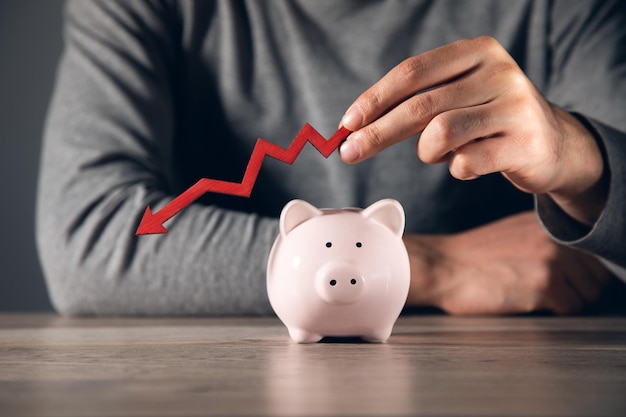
left=136, top=123, right=351, bottom=235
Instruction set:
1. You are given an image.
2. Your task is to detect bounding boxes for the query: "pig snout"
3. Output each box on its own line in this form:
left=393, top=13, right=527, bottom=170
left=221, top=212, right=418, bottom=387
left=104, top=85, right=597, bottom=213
left=315, top=262, right=365, bottom=305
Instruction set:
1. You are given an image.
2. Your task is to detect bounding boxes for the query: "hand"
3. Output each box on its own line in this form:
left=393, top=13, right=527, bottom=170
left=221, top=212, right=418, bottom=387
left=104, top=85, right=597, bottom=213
left=404, top=211, right=612, bottom=315
left=340, top=36, right=608, bottom=225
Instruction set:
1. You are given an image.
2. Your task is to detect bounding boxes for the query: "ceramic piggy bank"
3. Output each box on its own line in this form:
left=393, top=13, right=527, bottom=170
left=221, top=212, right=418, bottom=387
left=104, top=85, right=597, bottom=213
left=266, top=199, right=410, bottom=343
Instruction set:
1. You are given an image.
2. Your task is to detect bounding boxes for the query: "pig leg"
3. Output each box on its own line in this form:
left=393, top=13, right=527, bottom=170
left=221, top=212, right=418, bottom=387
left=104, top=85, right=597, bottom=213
left=362, top=327, right=393, bottom=343
left=288, top=327, right=323, bottom=343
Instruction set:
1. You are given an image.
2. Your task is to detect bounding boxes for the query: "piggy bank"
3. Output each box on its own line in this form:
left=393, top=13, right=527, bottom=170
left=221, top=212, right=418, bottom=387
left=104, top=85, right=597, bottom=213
left=266, top=199, right=410, bottom=343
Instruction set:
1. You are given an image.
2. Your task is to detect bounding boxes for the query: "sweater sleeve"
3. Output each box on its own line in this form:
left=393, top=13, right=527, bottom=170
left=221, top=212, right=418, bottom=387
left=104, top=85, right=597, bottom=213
left=536, top=0, right=626, bottom=281
left=36, top=0, right=278, bottom=315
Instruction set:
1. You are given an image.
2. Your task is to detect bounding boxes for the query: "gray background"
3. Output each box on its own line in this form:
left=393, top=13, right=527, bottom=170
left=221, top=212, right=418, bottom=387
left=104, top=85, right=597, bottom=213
left=0, top=0, right=65, bottom=310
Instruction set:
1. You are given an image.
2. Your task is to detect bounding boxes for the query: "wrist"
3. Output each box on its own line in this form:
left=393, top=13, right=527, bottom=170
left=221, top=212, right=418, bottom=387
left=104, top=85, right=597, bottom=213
left=547, top=109, right=609, bottom=226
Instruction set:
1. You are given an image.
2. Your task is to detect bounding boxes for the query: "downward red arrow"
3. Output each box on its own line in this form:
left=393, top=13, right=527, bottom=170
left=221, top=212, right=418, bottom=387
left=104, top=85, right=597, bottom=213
left=136, top=124, right=351, bottom=235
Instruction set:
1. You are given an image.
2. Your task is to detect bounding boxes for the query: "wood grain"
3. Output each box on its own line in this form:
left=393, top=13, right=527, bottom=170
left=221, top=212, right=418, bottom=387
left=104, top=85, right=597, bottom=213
left=1, top=314, right=625, bottom=416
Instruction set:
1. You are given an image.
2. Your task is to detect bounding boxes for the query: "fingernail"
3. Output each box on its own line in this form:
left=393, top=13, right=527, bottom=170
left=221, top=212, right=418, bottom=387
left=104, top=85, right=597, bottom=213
left=341, top=106, right=364, bottom=131
left=339, top=139, right=361, bottom=163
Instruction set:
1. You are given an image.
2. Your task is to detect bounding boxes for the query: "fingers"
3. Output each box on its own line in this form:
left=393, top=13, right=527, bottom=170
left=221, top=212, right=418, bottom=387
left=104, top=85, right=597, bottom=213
left=448, top=135, right=516, bottom=182
left=417, top=102, right=510, bottom=171
left=541, top=249, right=611, bottom=315
left=561, top=250, right=612, bottom=303
left=340, top=35, right=599, bottom=214
left=339, top=36, right=507, bottom=164
left=418, top=99, right=559, bottom=191
left=340, top=38, right=485, bottom=132
left=340, top=73, right=495, bottom=163
left=541, top=273, right=585, bottom=315
left=420, top=211, right=612, bottom=316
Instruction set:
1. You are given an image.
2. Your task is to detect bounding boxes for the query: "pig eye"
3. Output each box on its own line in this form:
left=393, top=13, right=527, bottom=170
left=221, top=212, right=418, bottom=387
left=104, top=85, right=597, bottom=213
left=325, top=242, right=332, bottom=248
left=355, top=242, right=362, bottom=248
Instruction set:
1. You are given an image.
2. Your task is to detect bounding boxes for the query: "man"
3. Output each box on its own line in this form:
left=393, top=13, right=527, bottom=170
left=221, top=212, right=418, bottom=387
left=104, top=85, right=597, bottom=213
left=37, top=1, right=626, bottom=315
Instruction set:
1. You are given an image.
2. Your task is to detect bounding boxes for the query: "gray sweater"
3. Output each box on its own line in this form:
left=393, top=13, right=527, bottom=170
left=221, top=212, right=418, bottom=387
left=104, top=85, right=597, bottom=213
left=37, top=0, right=626, bottom=315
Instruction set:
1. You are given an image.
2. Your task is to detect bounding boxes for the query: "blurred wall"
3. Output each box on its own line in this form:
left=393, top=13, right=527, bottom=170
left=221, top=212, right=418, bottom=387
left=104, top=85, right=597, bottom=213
left=0, top=0, right=65, bottom=310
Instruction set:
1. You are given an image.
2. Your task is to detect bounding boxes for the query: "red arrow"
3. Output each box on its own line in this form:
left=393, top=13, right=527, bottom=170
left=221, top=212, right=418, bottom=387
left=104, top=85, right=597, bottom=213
left=136, top=124, right=351, bottom=235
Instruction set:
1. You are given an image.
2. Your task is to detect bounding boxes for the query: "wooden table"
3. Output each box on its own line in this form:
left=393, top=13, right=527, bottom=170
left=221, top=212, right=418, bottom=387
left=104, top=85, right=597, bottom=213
left=1, top=314, right=625, bottom=417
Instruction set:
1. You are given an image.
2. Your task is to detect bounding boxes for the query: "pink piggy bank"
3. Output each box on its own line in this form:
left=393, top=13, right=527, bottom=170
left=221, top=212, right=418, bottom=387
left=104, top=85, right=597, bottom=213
left=266, top=199, right=410, bottom=343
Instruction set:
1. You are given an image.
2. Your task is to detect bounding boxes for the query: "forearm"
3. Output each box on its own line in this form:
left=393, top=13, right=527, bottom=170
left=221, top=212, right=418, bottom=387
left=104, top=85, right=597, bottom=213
left=36, top=179, right=278, bottom=315
left=36, top=0, right=278, bottom=315
left=36, top=93, right=279, bottom=315
left=536, top=1, right=626, bottom=279
left=37, top=66, right=278, bottom=315
left=403, top=211, right=614, bottom=315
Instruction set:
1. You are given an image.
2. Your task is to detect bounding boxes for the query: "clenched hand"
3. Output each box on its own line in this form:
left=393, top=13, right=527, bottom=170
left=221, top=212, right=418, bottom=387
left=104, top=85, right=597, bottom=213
left=403, top=211, right=612, bottom=315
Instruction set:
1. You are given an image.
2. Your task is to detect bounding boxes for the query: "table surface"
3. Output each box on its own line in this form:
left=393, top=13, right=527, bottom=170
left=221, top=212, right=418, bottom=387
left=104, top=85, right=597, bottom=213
left=1, top=313, right=625, bottom=417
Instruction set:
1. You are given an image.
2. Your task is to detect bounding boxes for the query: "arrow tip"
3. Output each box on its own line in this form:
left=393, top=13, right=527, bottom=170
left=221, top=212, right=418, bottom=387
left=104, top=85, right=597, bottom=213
left=136, top=206, right=168, bottom=235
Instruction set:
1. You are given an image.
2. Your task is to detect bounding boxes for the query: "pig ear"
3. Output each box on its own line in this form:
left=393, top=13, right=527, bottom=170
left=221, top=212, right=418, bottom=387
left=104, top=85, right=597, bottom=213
left=279, top=199, right=323, bottom=236
left=362, top=199, right=405, bottom=237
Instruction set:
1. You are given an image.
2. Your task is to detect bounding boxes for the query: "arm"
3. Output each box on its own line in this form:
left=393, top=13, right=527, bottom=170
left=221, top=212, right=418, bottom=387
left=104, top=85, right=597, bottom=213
left=336, top=1, right=626, bottom=313
left=36, top=1, right=277, bottom=315
left=404, top=212, right=612, bottom=315
left=535, top=0, right=626, bottom=280
left=338, top=2, right=626, bottom=278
